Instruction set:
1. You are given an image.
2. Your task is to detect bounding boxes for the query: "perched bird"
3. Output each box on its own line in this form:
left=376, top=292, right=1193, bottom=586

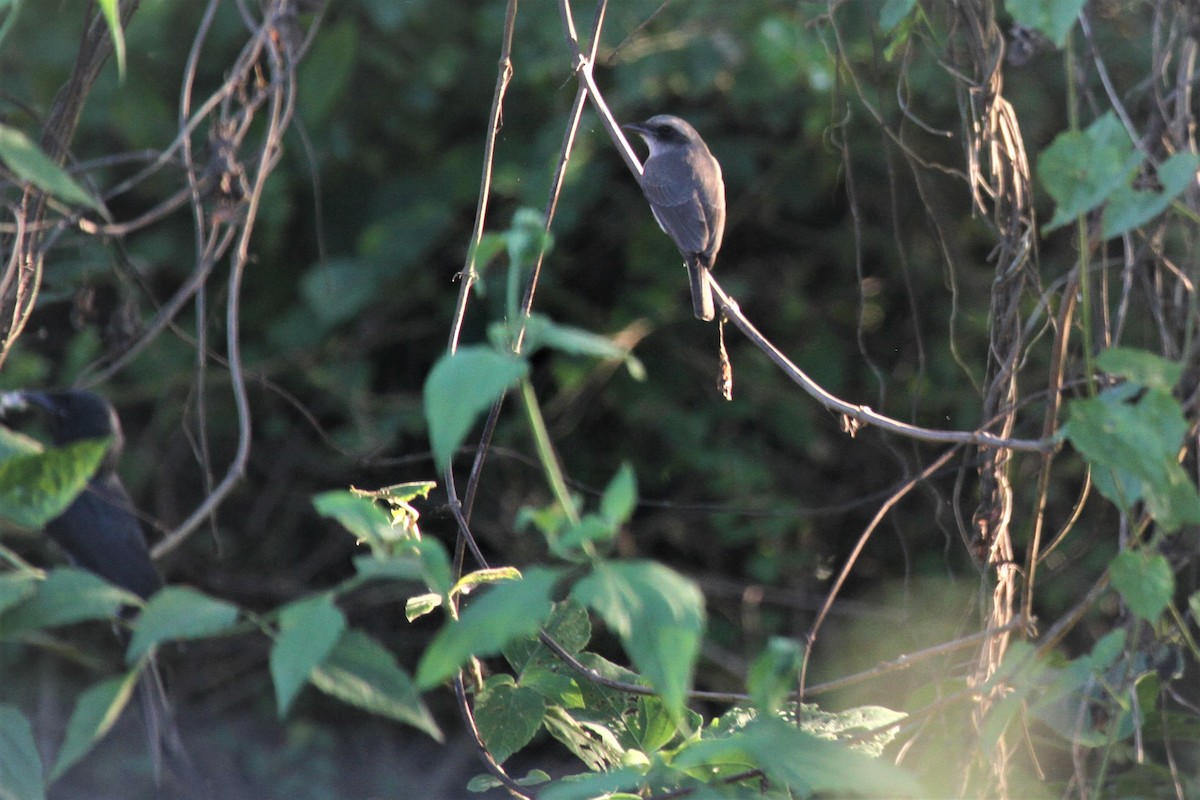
left=22, top=389, right=163, bottom=599
left=4, top=389, right=206, bottom=798
left=623, top=115, right=726, bottom=321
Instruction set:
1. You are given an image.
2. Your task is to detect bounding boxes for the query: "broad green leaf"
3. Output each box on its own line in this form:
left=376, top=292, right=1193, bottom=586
left=126, top=587, right=239, bottom=662
left=97, top=0, right=126, bottom=78
left=748, top=638, right=803, bottom=714
left=542, top=706, right=626, bottom=771
left=49, top=669, right=140, bottom=780
left=416, top=567, right=559, bottom=688
left=1007, top=0, right=1086, bottom=46
left=310, top=628, right=441, bottom=740
left=675, top=717, right=922, bottom=796
left=1096, top=347, right=1183, bottom=391
left=473, top=676, right=547, bottom=764
left=514, top=314, right=645, bottom=380
left=352, top=554, right=423, bottom=583
left=1110, top=551, right=1174, bottom=623
left=0, top=438, right=109, bottom=530
left=1040, top=113, right=1139, bottom=232
left=270, top=594, right=347, bottom=717
left=0, top=425, right=41, bottom=461
left=423, top=346, right=528, bottom=468
left=1104, top=152, right=1200, bottom=238
left=600, top=463, right=637, bottom=525
left=503, top=597, right=592, bottom=674
left=0, top=124, right=101, bottom=211
left=572, top=561, right=705, bottom=718
left=416, top=537, right=454, bottom=596
left=0, top=705, right=44, bottom=800
left=0, top=572, right=38, bottom=616
left=879, top=0, right=917, bottom=33
left=1064, top=384, right=1200, bottom=531
left=300, top=258, right=379, bottom=328
left=0, top=568, right=130, bottom=637
left=539, top=767, right=644, bottom=800
left=314, top=491, right=394, bottom=556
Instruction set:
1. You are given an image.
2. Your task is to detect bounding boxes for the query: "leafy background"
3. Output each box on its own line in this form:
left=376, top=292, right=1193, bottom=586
left=2, top=0, right=1200, bottom=798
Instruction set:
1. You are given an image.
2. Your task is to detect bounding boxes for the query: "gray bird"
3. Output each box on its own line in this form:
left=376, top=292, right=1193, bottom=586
left=623, top=115, right=726, bottom=321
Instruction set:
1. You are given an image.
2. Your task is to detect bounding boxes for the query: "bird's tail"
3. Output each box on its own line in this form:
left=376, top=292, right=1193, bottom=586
left=686, top=259, right=715, bottom=321
left=139, top=654, right=210, bottom=800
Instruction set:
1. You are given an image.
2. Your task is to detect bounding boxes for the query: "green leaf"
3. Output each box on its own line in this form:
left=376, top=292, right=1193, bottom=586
left=515, top=314, right=645, bottom=380
left=474, top=676, right=547, bottom=764
left=748, top=638, right=803, bottom=714
left=310, top=628, right=441, bottom=741
left=1007, top=0, right=1086, bottom=47
left=0, top=705, right=44, bottom=800
left=1064, top=384, right=1200, bottom=531
left=299, top=258, right=380, bottom=328
left=404, top=592, right=442, bottom=622
left=0, top=572, right=38, bottom=616
left=270, top=594, right=347, bottom=717
left=97, top=0, right=126, bottom=79
left=1190, top=591, right=1200, bottom=630
left=415, top=537, right=454, bottom=596
left=542, top=706, right=626, bottom=771
left=539, top=767, right=644, bottom=800
left=1110, top=550, right=1174, bottom=623
left=1103, top=152, right=1200, bottom=238
left=0, top=438, right=110, bottom=529
left=49, top=669, right=140, bottom=781
left=879, top=0, right=917, bottom=33
left=674, top=717, right=922, bottom=796
left=314, top=491, right=398, bottom=557
left=502, top=597, right=592, bottom=674
left=423, top=346, right=528, bottom=468
left=0, top=124, right=101, bottom=211
left=126, top=587, right=239, bottom=662
left=0, top=568, right=130, bottom=638
left=1039, top=112, right=1139, bottom=232
left=416, top=567, right=559, bottom=688
left=1096, top=347, right=1183, bottom=391
left=452, top=566, right=523, bottom=595
left=572, top=561, right=705, bottom=718
left=600, top=463, right=637, bottom=526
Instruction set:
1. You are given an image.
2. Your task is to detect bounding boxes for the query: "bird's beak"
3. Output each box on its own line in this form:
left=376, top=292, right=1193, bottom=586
left=622, top=122, right=648, bottom=135
left=0, top=391, right=32, bottom=417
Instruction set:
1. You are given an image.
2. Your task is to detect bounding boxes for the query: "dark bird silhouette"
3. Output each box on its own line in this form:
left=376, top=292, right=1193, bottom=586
left=6, top=389, right=207, bottom=799
left=23, top=390, right=163, bottom=599
left=624, top=115, right=726, bottom=321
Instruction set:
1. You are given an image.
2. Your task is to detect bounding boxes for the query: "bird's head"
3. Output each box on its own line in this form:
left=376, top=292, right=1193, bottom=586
left=622, top=114, right=702, bottom=157
left=14, top=390, right=124, bottom=451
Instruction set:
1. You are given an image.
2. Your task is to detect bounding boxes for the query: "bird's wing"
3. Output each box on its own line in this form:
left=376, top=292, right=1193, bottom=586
left=45, top=475, right=163, bottom=598
left=640, top=155, right=713, bottom=256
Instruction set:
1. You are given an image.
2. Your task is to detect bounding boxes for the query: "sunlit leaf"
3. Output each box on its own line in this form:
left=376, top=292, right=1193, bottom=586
left=0, top=438, right=109, bottom=530
left=416, top=567, right=559, bottom=688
